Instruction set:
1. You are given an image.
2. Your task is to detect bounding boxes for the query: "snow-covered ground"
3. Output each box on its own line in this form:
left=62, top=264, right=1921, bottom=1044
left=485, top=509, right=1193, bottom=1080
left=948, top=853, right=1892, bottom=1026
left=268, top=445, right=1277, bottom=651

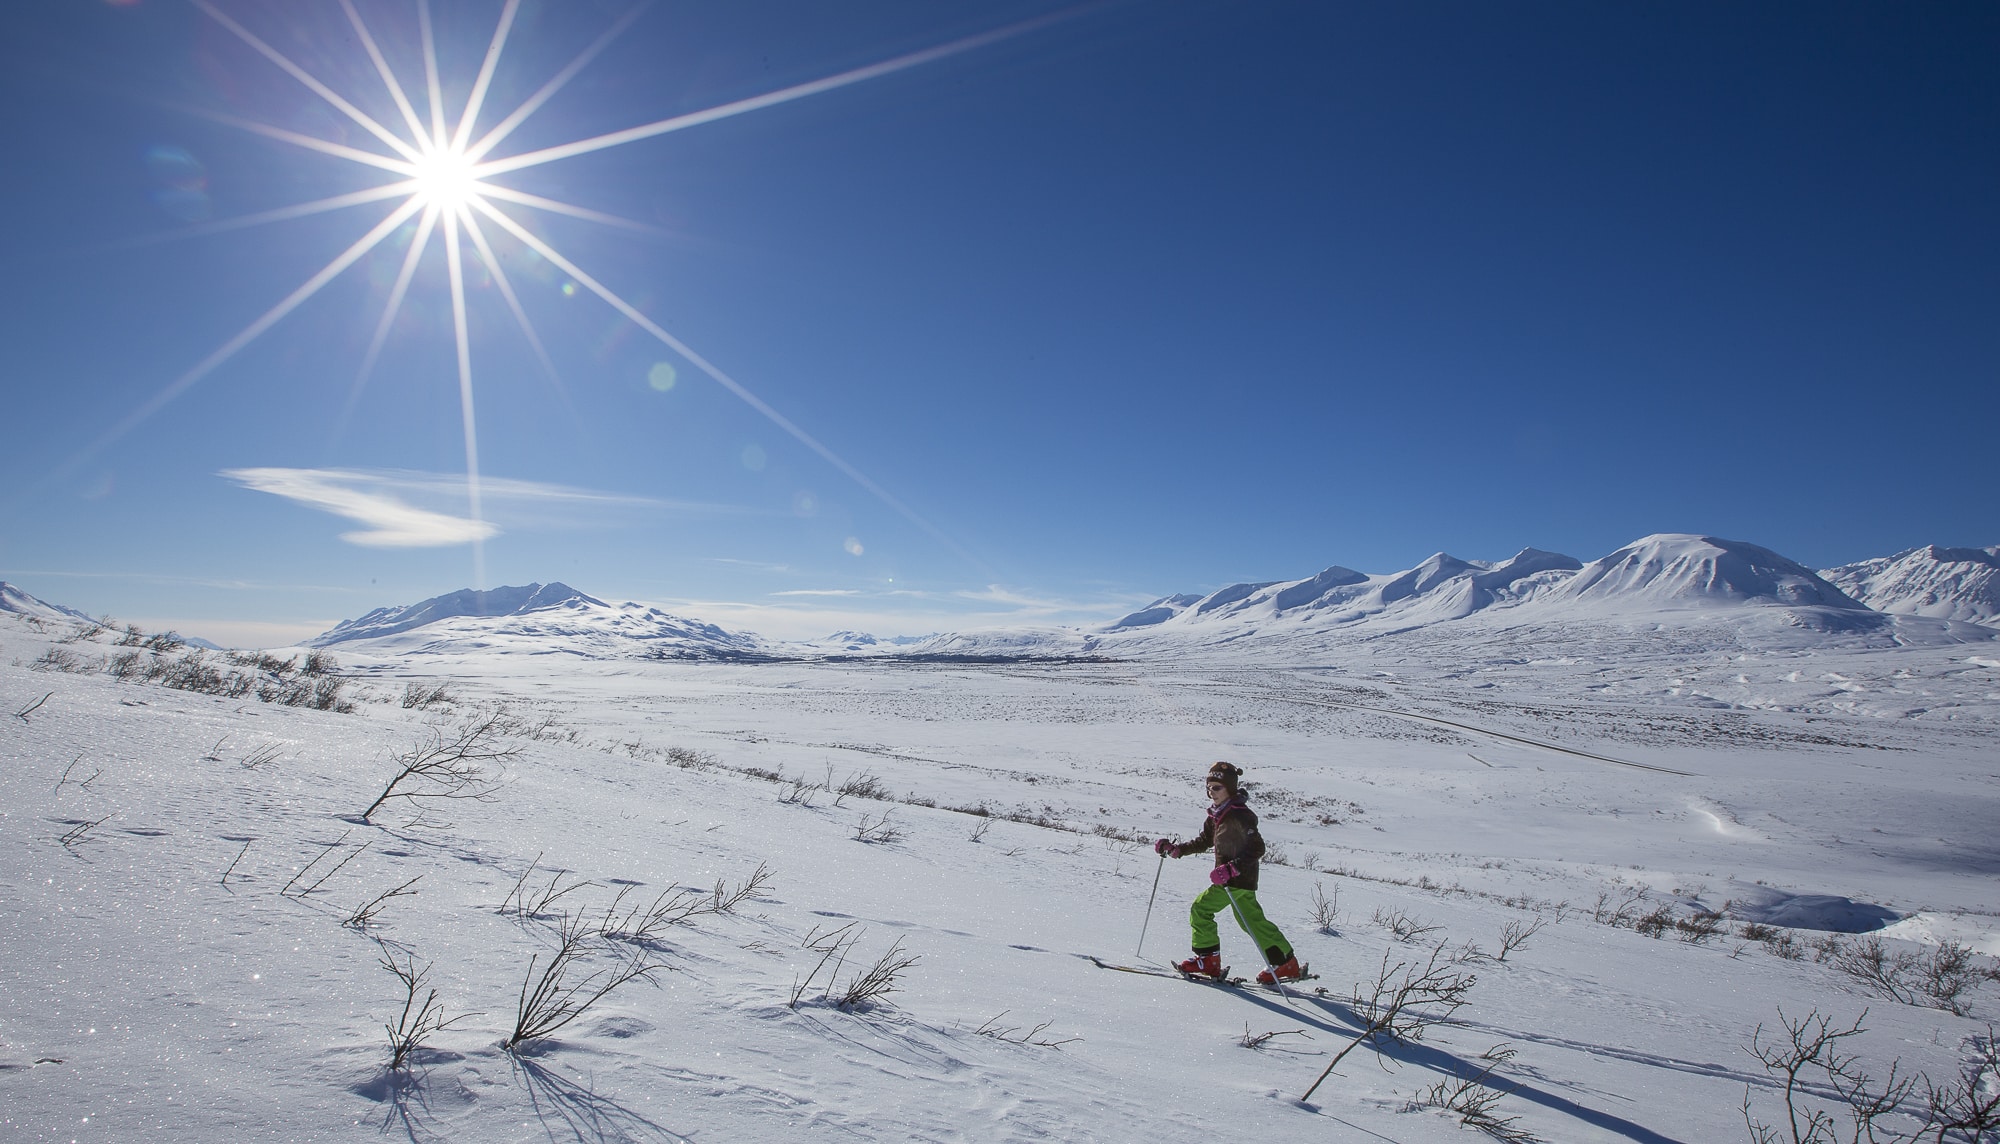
left=3, top=609, right=1997, bottom=1142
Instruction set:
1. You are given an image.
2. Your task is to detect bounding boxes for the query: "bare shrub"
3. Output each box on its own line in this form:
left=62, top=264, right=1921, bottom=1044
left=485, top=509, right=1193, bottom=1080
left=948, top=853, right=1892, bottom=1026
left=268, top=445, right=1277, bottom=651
left=504, top=913, right=665, bottom=1051
left=400, top=680, right=454, bottom=710
left=14, top=691, right=53, bottom=721
left=778, top=774, right=820, bottom=806
left=346, top=876, right=422, bottom=929
left=1834, top=937, right=1992, bottom=1017
left=1497, top=915, right=1546, bottom=961
left=1308, top=881, right=1341, bottom=934
left=835, top=939, right=918, bottom=1010
left=1924, top=1028, right=2000, bottom=1141
left=32, top=647, right=88, bottom=673
left=969, top=818, right=994, bottom=843
left=665, top=746, right=716, bottom=771
left=854, top=809, right=901, bottom=844
left=1634, top=905, right=1676, bottom=939
left=1409, top=1045, right=1537, bottom=1142
left=1300, top=941, right=1481, bottom=1102
left=58, top=814, right=114, bottom=852
left=362, top=711, right=520, bottom=823
left=1592, top=886, right=1650, bottom=927
left=834, top=770, right=891, bottom=805
left=1372, top=907, right=1442, bottom=944
left=973, top=1012, right=1080, bottom=1049
left=1239, top=1024, right=1311, bottom=1051
left=107, top=651, right=143, bottom=679
left=1742, top=1008, right=1921, bottom=1144
left=1676, top=909, right=1727, bottom=944
left=501, top=855, right=592, bottom=919
left=1741, top=922, right=1780, bottom=942
left=301, top=649, right=338, bottom=675
left=381, top=952, right=467, bottom=1070
left=241, top=742, right=283, bottom=770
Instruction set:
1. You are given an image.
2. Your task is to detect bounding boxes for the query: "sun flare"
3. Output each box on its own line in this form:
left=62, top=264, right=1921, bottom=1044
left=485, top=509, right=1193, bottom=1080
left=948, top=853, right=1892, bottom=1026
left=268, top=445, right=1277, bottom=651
left=410, top=147, right=481, bottom=212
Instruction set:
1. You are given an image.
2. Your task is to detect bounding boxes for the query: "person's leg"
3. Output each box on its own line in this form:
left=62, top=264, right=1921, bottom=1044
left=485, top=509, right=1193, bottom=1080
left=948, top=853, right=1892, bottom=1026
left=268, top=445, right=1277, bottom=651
left=1223, top=889, right=1294, bottom=964
left=1188, top=886, right=1228, bottom=954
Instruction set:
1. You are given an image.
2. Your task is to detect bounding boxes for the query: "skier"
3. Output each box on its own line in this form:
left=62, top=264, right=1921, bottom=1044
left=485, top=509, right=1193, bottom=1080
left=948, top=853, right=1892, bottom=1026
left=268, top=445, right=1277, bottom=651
left=1154, top=761, right=1305, bottom=984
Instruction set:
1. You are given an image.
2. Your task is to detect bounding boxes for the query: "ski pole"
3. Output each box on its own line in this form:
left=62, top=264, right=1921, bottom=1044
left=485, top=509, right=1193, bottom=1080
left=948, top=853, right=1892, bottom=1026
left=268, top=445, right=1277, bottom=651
left=1136, top=851, right=1165, bottom=958
left=1222, top=884, right=1296, bottom=1005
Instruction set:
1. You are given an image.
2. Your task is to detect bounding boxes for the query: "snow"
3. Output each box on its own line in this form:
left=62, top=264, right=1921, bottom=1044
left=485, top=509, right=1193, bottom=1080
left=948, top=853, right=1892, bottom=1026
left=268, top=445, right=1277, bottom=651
left=1823, top=544, right=2000, bottom=626
left=4, top=588, right=1997, bottom=1143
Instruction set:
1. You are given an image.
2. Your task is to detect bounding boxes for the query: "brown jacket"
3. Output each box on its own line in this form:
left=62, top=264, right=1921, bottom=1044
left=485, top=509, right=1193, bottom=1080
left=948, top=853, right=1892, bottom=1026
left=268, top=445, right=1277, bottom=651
left=1178, top=797, right=1265, bottom=891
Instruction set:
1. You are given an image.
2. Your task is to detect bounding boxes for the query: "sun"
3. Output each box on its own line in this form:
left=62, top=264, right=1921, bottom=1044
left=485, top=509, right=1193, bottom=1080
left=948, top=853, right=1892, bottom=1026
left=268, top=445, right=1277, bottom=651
left=76, top=0, right=1062, bottom=582
left=410, top=147, right=482, bottom=212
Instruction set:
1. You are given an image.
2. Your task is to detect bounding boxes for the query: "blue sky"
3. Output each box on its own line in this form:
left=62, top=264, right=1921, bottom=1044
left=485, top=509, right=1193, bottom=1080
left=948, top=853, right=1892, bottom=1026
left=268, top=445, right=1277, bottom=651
left=1, top=0, right=1994, bottom=645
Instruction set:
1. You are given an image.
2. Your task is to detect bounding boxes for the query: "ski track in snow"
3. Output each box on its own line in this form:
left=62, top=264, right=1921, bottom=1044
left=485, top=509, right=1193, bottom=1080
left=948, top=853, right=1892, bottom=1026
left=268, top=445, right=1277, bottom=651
left=2, top=612, right=1997, bottom=1142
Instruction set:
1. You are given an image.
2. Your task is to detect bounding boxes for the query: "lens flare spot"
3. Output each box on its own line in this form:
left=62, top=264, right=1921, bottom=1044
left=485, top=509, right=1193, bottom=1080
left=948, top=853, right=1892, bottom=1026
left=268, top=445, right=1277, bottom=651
left=843, top=537, right=864, bottom=556
left=647, top=362, right=678, bottom=391
left=740, top=444, right=766, bottom=472
left=146, top=145, right=210, bottom=222
left=791, top=490, right=817, bottom=516
left=561, top=281, right=577, bottom=297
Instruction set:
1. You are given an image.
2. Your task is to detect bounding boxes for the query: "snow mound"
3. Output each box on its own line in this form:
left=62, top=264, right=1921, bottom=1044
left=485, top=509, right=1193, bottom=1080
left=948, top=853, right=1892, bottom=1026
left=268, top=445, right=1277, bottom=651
left=0, top=582, right=96, bottom=623
left=1550, top=534, right=1864, bottom=610
left=306, top=583, right=769, bottom=660
left=1822, top=544, right=2000, bottom=627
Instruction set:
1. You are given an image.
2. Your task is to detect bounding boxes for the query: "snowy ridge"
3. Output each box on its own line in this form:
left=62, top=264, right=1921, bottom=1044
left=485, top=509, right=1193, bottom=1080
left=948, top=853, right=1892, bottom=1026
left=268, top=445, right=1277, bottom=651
left=308, top=582, right=771, bottom=660
left=1822, top=544, right=2000, bottom=626
left=0, top=581, right=98, bottom=624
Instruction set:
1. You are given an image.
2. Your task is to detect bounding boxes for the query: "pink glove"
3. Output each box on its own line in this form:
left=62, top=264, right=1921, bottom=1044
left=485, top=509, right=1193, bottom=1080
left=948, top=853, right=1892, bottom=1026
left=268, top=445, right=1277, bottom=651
left=1154, top=838, right=1181, bottom=858
left=1209, top=863, right=1237, bottom=886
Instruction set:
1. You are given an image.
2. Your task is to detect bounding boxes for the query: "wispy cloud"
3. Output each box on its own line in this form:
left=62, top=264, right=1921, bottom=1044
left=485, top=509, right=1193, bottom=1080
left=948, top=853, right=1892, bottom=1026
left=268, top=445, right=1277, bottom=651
left=221, top=467, right=749, bottom=548
left=770, top=588, right=862, bottom=598
left=223, top=468, right=499, bottom=548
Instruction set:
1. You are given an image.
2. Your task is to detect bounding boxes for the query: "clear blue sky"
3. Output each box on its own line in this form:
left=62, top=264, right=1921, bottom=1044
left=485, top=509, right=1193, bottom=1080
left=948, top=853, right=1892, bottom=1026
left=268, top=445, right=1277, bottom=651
left=2, top=0, right=1994, bottom=645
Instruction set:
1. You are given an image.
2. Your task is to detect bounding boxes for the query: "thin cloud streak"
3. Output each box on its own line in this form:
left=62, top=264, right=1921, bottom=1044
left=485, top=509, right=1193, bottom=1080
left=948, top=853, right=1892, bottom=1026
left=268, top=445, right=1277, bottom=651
left=220, top=467, right=751, bottom=548
left=225, top=467, right=497, bottom=548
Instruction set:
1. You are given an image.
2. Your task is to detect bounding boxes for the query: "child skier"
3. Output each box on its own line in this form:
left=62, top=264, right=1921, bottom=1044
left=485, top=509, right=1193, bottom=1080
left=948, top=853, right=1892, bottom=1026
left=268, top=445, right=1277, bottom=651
left=1154, top=761, right=1305, bottom=984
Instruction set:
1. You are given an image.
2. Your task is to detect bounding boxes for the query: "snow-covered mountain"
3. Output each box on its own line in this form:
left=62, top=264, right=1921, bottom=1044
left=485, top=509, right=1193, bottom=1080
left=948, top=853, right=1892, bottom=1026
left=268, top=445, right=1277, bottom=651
left=0, top=582, right=97, bottom=624
left=307, top=582, right=772, bottom=660
left=1822, top=544, right=2000, bottom=626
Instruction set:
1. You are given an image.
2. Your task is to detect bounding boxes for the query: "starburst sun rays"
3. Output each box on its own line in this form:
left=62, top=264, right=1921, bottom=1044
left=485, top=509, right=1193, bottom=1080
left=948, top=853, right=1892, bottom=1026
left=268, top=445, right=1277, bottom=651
left=89, top=0, right=1063, bottom=579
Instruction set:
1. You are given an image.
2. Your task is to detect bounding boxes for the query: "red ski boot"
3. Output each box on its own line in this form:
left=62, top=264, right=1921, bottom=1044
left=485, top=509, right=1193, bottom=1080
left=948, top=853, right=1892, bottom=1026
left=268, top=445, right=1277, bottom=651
left=1176, top=952, right=1225, bottom=980
left=1256, top=955, right=1305, bottom=986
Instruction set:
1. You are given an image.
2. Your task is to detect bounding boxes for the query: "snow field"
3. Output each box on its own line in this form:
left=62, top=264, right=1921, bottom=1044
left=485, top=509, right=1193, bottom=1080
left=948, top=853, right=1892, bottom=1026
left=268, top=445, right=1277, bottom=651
left=4, top=613, right=1998, bottom=1142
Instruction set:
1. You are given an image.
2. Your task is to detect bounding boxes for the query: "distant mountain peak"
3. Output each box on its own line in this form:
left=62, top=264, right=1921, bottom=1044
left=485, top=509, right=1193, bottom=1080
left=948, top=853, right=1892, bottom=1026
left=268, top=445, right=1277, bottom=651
left=1822, top=544, right=2000, bottom=627
left=0, top=582, right=97, bottom=624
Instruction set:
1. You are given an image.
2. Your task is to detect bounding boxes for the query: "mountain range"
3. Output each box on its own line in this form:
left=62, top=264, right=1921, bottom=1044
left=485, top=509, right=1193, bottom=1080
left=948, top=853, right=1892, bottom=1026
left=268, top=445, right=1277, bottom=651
left=6, top=534, right=1995, bottom=658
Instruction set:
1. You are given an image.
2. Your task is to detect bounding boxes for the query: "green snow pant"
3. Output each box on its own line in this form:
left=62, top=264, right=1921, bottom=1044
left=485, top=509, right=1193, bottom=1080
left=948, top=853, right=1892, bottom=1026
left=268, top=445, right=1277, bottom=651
left=1189, top=886, right=1293, bottom=964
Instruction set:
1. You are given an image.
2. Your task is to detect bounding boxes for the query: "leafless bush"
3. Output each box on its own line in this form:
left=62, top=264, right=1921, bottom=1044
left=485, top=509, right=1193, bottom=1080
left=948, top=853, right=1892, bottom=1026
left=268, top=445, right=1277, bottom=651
left=665, top=746, right=716, bottom=771
left=32, top=647, right=87, bottom=673
left=1240, top=1024, right=1312, bottom=1051
left=1811, top=934, right=1848, bottom=964
left=282, top=835, right=370, bottom=898
left=1497, top=915, right=1546, bottom=961
left=854, top=809, right=901, bottom=844
left=969, top=818, right=994, bottom=843
left=1373, top=907, right=1442, bottom=944
left=1923, top=1028, right=2000, bottom=1142
left=1264, top=841, right=1291, bottom=867
left=1742, top=922, right=1780, bottom=942
left=1677, top=910, right=1727, bottom=944
left=1309, top=881, right=1341, bottom=934
left=381, top=952, right=468, bottom=1070
left=1409, top=1045, right=1537, bottom=1142
left=400, top=681, right=453, bottom=710
left=106, top=651, right=143, bottom=679
left=593, top=863, right=772, bottom=944
left=835, top=770, right=890, bottom=806
left=301, top=649, right=338, bottom=676
left=115, top=623, right=144, bottom=646
left=14, top=691, right=53, bottom=721
left=1742, top=1008, right=1922, bottom=1144
left=1834, top=937, right=1992, bottom=1017
left=504, top=912, right=666, bottom=1051
left=58, top=814, right=114, bottom=852
left=346, top=876, right=422, bottom=929
left=144, top=631, right=186, bottom=653
left=53, top=753, right=99, bottom=794
left=362, top=711, right=520, bottom=823
left=1635, top=905, right=1676, bottom=939
left=501, top=855, right=592, bottom=919
left=57, top=621, right=106, bottom=643
left=241, top=742, right=283, bottom=770
left=1300, top=942, right=1481, bottom=1102
left=835, top=939, right=918, bottom=1010
left=790, top=922, right=862, bottom=1008
left=778, top=774, right=820, bottom=806
left=1593, top=886, right=1650, bottom=927
left=972, top=1011, right=1080, bottom=1049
